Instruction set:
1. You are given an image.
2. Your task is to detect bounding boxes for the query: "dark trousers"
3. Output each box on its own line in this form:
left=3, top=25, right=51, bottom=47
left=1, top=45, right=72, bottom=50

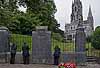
left=54, top=56, right=59, bottom=65
left=23, top=56, right=29, bottom=64
left=10, top=53, right=15, bottom=64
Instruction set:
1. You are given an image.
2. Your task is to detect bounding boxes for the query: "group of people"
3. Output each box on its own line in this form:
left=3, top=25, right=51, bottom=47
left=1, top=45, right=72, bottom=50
left=10, top=42, right=30, bottom=64
left=10, top=43, right=61, bottom=65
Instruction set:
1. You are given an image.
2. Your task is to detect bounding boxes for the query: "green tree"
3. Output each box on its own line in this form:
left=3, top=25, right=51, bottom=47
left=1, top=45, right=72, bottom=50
left=0, top=0, right=18, bottom=27
left=9, top=12, right=41, bottom=34
left=0, top=0, right=63, bottom=36
left=18, top=0, right=58, bottom=32
left=91, top=26, right=100, bottom=50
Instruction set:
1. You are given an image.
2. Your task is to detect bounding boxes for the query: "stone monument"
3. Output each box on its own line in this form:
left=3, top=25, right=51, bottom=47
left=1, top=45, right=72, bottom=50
left=75, top=25, right=86, bottom=65
left=32, top=26, right=52, bottom=64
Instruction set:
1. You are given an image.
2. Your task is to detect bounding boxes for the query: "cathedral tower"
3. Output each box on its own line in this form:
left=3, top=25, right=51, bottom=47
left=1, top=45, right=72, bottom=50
left=65, top=0, right=94, bottom=41
left=71, top=0, right=83, bottom=23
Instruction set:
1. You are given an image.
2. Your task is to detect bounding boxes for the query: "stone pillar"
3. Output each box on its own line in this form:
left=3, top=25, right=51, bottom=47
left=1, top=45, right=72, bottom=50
left=32, top=26, right=52, bottom=64
left=0, top=26, right=10, bottom=63
left=75, top=27, right=86, bottom=65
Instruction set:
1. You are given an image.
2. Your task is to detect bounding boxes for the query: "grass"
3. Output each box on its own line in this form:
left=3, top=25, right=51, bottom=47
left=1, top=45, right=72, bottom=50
left=10, top=34, right=100, bottom=57
left=10, top=34, right=32, bottom=51
left=86, top=43, right=100, bottom=57
left=10, top=34, right=75, bottom=52
left=51, top=39, right=75, bottom=52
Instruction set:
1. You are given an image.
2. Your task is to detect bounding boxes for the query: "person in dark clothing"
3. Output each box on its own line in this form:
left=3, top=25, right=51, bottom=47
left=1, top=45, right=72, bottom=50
left=22, top=42, right=30, bottom=64
left=53, top=46, right=61, bottom=65
left=10, top=43, right=17, bottom=64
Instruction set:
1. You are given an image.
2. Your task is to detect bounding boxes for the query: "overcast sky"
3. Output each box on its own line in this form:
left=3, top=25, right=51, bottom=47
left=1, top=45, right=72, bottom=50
left=54, top=0, right=100, bottom=30
left=19, top=0, right=100, bottom=31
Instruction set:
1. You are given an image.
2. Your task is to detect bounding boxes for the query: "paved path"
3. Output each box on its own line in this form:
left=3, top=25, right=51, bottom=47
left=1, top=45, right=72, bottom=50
left=0, top=64, right=57, bottom=68
left=0, top=64, right=100, bottom=68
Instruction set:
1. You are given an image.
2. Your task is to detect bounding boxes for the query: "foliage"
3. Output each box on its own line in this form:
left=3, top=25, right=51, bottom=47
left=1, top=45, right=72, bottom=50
left=0, top=0, right=61, bottom=36
left=10, top=34, right=74, bottom=52
left=8, top=12, right=36, bottom=34
left=52, top=32, right=63, bottom=42
left=10, top=34, right=32, bottom=51
left=91, top=26, right=100, bottom=50
left=86, top=36, right=92, bottom=43
left=0, top=0, right=18, bottom=29
left=0, top=0, right=17, bottom=11
left=18, top=0, right=58, bottom=32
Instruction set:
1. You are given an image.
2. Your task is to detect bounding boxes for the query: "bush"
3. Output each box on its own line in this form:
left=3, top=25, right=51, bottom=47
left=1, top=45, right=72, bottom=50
left=91, top=35, right=100, bottom=50
left=91, top=26, right=100, bottom=50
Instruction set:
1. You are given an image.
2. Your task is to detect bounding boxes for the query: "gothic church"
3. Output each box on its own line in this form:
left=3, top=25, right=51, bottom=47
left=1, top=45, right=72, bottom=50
left=65, top=0, right=94, bottom=40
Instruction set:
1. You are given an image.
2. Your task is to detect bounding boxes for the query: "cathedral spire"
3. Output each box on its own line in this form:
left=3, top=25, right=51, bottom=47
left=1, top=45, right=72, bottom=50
left=72, top=0, right=74, bottom=6
left=87, top=5, right=94, bottom=30
left=88, top=5, right=93, bottom=17
left=74, top=0, right=80, bottom=2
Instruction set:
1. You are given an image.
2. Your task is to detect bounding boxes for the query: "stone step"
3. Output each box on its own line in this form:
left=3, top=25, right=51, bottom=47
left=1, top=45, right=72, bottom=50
left=87, top=56, right=96, bottom=58
left=87, top=62, right=97, bottom=64
left=86, top=56, right=97, bottom=62
left=87, top=59, right=97, bottom=62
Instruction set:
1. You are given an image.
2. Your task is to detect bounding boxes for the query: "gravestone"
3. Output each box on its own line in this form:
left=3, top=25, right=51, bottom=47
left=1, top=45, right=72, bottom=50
left=0, top=26, right=10, bottom=63
left=32, top=26, right=52, bottom=64
left=75, top=26, right=86, bottom=65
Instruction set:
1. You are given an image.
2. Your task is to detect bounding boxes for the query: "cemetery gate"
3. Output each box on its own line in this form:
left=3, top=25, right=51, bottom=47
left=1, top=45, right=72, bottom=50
left=0, top=26, right=99, bottom=64
left=9, top=31, right=100, bottom=64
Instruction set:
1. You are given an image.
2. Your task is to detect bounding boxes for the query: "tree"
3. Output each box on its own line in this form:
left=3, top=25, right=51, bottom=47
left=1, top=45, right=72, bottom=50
left=18, top=0, right=58, bottom=32
left=91, top=26, right=100, bottom=50
left=0, top=0, right=18, bottom=27
left=0, top=0, right=18, bottom=11
left=0, top=0, right=63, bottom=36
left=9, top=12, right=41, bottom=34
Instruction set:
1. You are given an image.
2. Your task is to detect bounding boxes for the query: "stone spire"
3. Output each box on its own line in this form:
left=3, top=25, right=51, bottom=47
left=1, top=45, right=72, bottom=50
left=88, top=6, right=93, bottom=18
left=87, top=5, right=94, bottom=30
left=74, top=0, right=80, bottom=2
left=71, top=0, right=74, bottom=22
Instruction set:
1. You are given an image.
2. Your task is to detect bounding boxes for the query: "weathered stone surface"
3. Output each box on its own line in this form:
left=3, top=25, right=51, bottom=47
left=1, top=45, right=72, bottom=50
left=75, top=52, right=86, bottom=65
left=75, top=28, right=86, bottom=52
left=32, top=26, right=52, bottom=64
left=75, top=27, right=86, bottom=65
left=0, top=27, right=10, bottom=63
left=0, top=30, right=9, bottom=52
left=60, top=52, right=76, bottom=63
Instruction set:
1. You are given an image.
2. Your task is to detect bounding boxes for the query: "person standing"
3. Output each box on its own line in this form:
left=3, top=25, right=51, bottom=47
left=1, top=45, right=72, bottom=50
left=10, top=43, right=17, bottom=64
left=53, top=46, right=61, bottom=65
left=22, top=42, right=30, bottom=64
